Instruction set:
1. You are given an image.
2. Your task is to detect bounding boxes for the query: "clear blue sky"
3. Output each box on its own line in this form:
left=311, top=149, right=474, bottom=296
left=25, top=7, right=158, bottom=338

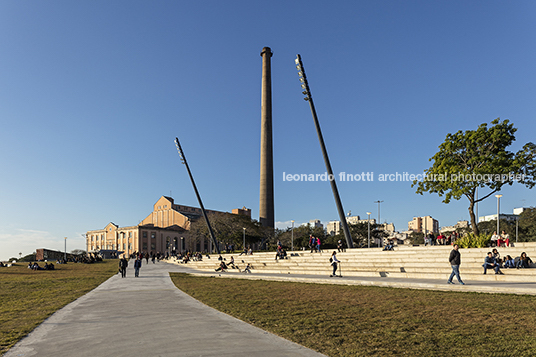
left=1, top=1, right=535, bottom=260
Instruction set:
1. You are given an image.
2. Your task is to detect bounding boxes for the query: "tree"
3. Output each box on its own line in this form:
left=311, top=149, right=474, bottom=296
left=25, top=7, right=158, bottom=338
left=413, top=119, right=536, bottom=236
left=518, top=207, right=536, bottom=242
left=188, top=212, right=267, bottom=251
left=408, top=231, right=424, bottom=245
left=275, top=223, right=326, bottom=250
left=331, top=222, right=387, bottom=248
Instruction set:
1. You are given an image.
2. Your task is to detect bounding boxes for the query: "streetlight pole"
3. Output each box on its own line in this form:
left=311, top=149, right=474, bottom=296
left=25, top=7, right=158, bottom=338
left=516, top=216, right=519, bottom=243
left=291, top=220, right=295, bottom=251
left=64, top=237, right=67, bottom=262
left=243, top=228, right=246, bottom=250
left=367, top=212, right=371, bottom=248
left=495, top=194, right=503, bottom=236
left=374, top=200, right=383, bottom=247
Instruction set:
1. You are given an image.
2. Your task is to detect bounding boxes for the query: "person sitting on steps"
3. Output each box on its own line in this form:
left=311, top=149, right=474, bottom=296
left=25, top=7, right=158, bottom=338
left=517, top=252, right=533, bottom=269
left=503, top=255, right=515, bottom=268
left=215, top=261, right=228, bottom=272
left=483, top=252, right=503, bottom=275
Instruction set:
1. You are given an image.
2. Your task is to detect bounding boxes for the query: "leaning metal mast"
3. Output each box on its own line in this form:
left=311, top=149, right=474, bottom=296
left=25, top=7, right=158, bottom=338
left=294, top=54, right=354, bottom=249
left=174, top=137, right=221, bottom=255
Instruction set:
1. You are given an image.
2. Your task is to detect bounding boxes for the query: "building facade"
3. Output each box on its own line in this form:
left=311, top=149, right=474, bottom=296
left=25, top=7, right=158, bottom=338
left=86, top=196, right=249, bottom=256
left=327, top=216, right=378, bottom=235
left=408, top=216, right=439, bottom=234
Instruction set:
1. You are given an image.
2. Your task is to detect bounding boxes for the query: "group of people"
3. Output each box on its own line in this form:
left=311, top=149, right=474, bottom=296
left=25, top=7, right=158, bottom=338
left=483, top=248, right=533, bottom=274
left=309, top=235, right=322, bottom=253
left=490, top=230, right=510, bottom=247
left=426, top=232, right=459, bottom=246
left=214, top=256, right=252, bottom=273
left=117, top=253, right=146, bottom=278
left=275, top=241, right=287, bottom=260
left=448, top=244, right=534, bottom=285
left=27, top=262, right=55, bottom=270
left=238, top=247, right=253, bottom=256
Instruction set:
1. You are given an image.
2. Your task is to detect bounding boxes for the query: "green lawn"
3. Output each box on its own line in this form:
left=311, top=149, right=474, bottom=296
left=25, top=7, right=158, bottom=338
left=0, top=261, right=117, bottom=355
left=170, top=273, right=536, bottom=357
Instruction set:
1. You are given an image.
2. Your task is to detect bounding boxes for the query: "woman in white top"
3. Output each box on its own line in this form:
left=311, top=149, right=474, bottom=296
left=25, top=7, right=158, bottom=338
left=330, top=251, right=340, bottom=277
left=490, top=231, right=500, bottom=247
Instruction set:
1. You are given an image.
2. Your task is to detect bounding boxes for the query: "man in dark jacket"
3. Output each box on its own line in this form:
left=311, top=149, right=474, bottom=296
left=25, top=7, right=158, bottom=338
left=134, top=257, right=142, bottom=277
left=119, top=256, right=128, bottom=278
left=447, top=244, right=465, bottom=285
left=483, top=252, right=503, bottom=275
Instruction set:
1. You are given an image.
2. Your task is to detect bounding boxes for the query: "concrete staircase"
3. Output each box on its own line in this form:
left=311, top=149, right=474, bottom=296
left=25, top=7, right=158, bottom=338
left=169, top=242, right=536, bottom=283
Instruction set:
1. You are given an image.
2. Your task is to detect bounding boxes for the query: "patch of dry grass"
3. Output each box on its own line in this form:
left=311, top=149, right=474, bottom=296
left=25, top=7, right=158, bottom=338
left=170, top=273, right=536, bottom=357
left=0, top=261, right=117, bottom=355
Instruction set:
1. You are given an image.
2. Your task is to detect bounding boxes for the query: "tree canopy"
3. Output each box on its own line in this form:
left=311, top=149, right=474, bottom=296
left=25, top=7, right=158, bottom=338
left=188, top=212, right=269, bottom=251
left=413, top=118, right=536, bottom=236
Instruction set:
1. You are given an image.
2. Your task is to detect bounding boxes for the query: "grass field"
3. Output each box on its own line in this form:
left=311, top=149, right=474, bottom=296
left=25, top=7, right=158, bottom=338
left=170, top=273, right=536, bottom=357
left=0, top=260, right=117, bottom=356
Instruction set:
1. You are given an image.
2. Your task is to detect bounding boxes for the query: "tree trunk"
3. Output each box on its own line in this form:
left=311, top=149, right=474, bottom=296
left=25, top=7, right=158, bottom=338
left=468, top=199, right=479, bottom=236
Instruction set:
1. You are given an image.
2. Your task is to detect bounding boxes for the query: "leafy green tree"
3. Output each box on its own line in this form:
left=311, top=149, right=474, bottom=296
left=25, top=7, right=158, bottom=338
left=518, top=207, right=536, bottom=242
left=275, top=223, right=327, bottom=250
left=188, top=212, right=267, bottom=251
left=413, top=119, right=536, bottom=236
left=331, top=222, right=387, bottom=248
left=408, top=231, right=424, bottom=245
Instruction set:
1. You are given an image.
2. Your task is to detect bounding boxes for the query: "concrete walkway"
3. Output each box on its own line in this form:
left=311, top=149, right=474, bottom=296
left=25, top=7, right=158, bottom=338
left=5, top=261, right=326, bottom=357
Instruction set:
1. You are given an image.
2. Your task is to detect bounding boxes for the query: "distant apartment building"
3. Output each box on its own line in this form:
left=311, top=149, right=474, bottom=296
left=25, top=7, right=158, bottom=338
left=380, top=222, right=396, bottom=232
left=478, top=207, right=526, bottom=223
left=408, top=216, right=439, bottom=234
left=327, top=216, right=378, bottom=235
left=327, top=220, right=341, bottom=236
left=440, top=220, right=469, bottom=233
left=309, top=219, right=323, bottom=229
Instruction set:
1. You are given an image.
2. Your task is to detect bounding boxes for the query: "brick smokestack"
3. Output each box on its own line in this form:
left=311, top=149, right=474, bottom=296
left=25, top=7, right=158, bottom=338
left=259, top=47, right=274, bottom=228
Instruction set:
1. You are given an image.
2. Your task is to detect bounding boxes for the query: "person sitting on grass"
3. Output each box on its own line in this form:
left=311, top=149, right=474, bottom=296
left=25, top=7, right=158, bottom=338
left=215, top=261, right=228, bottom=272
left=517, top=252, right=533, bottom=269
left=483, top=252, right=503, bottom=275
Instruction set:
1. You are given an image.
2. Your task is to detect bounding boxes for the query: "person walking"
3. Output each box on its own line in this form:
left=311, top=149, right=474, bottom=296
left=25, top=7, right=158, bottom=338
left=447, top=244, right=465, bottom=285
left=134, top=257, right=142, bottom=277
left=119, top=256, right=128, bottom=278
left=330, top=251, right=340, bottom=277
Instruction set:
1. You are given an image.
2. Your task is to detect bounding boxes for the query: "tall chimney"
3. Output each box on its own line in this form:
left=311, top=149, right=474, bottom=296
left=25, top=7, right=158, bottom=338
left=259, top=47, right=274, bottom=228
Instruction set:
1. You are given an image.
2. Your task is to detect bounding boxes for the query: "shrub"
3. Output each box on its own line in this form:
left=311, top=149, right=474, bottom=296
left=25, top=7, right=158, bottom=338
left=455, top=233, right=491, bottom=248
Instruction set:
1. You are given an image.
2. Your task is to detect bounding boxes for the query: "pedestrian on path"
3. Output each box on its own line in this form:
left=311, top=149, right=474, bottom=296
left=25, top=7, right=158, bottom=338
left=330, top=251, right=340, bottom=277
left=134, top=257, right=142, bottom=277
left=447, top=244, right=465, bottom=285
left=119, top=256, right=128, bottom=278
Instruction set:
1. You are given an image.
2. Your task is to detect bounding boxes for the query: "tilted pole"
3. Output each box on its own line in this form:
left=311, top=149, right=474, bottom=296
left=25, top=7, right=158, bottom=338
left=294, top=54, right=353, bottom=249
left=174, top=137, right=221, bottom=255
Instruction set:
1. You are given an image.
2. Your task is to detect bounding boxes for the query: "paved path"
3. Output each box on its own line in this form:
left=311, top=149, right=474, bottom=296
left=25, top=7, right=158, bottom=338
left=5, top=261, right=326, bottom=357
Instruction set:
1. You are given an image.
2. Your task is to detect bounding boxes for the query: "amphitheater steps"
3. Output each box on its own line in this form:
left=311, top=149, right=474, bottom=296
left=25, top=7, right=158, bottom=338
left=169, top=242, right=536, bottom=283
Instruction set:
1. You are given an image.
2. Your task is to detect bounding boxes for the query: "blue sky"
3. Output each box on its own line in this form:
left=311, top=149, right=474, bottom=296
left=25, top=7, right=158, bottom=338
left=1, top=1, right=535, bottom=260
